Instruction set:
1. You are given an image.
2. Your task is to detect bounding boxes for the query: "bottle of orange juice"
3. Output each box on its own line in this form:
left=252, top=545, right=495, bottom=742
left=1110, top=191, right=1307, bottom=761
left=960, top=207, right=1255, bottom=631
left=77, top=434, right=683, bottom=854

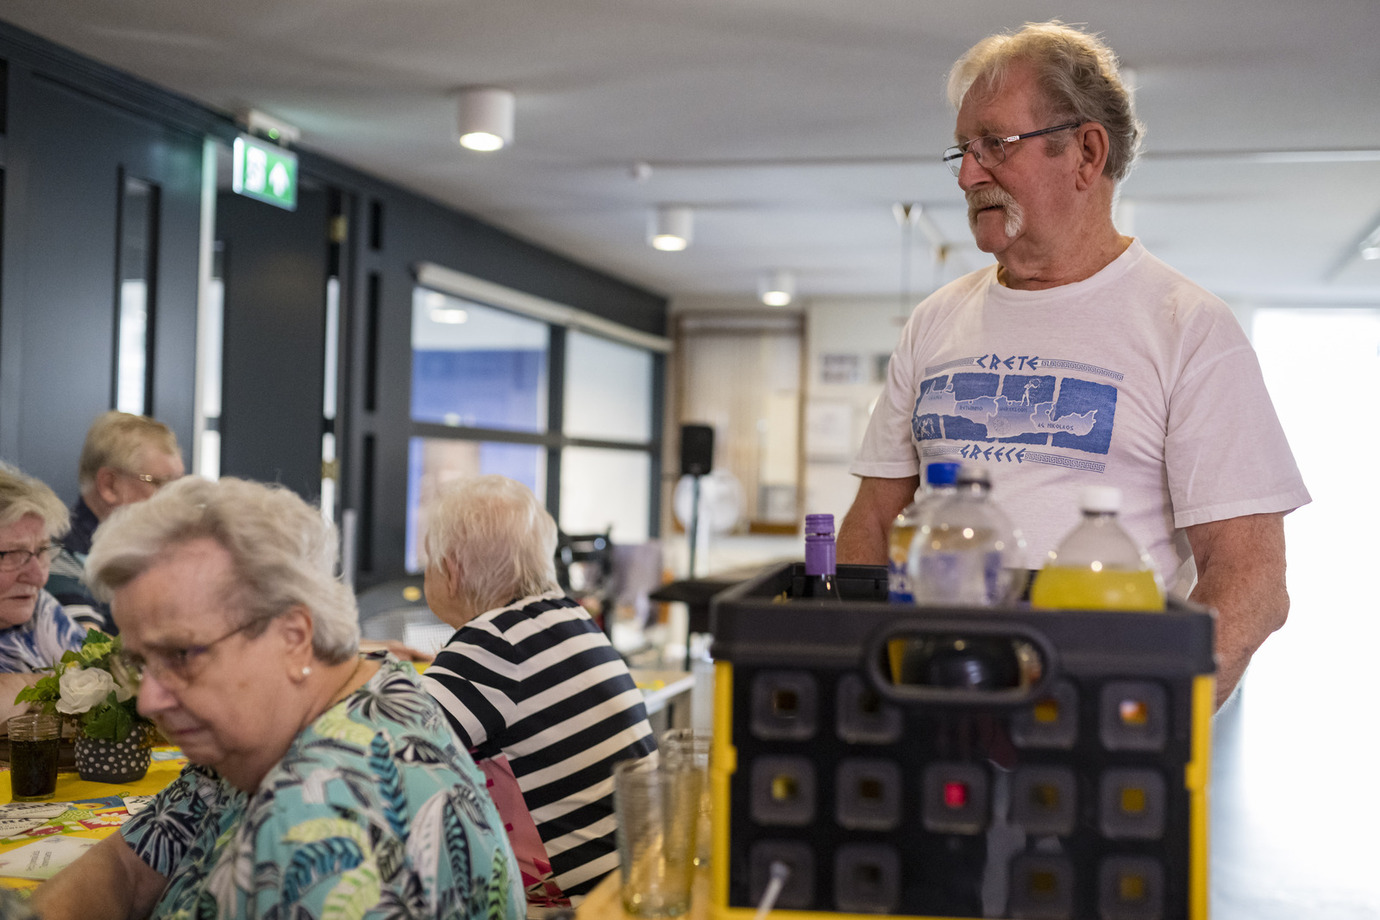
left=1030, top=486, right=1165, bottom=611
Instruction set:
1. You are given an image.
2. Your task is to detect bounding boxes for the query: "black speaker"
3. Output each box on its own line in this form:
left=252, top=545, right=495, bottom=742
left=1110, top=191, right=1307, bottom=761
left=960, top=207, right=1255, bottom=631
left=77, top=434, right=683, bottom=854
left=680, top=424, right=714, bottom=477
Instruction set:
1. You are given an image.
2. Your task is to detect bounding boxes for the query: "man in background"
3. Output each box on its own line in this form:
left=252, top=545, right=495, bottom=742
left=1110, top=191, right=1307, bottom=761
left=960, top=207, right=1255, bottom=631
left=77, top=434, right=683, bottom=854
left=46, top=411, right=184, bottom=633
left=837, top=21, right=1310, bottom=707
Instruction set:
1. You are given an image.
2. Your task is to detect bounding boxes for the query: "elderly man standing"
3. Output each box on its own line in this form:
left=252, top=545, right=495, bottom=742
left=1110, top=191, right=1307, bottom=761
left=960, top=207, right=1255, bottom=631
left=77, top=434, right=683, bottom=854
left=46, top=411, right=184, bottom=633
left=838, top=21, right=1309, bottom=708
left=420, top=475, right=656, bottom=913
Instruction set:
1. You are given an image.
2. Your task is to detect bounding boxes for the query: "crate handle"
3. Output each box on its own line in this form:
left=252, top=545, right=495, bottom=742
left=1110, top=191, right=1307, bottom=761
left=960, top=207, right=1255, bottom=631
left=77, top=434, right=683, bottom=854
left=864, top=617, right=1056, bottom=707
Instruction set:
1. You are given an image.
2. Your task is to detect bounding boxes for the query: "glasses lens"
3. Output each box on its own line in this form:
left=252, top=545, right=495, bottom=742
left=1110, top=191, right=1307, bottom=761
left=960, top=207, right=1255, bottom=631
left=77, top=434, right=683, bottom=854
left=943, top=147, right=963, bottom=176
left=974, top=136, right=1005, bottom=168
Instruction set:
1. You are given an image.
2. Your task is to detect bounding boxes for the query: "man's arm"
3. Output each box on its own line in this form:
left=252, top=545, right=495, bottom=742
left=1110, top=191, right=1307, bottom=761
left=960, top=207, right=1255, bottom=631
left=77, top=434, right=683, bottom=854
left=29, top=833, right=168, bottom=920
left=1184, top=512, right=1289, bottom=709
left=837, top=475, right=919, bottom=565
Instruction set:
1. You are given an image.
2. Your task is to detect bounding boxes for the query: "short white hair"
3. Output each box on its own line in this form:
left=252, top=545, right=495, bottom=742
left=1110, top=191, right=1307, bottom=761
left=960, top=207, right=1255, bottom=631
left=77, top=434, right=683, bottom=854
left=423, top=475, right=559, bottom=614
left=87, top=476, right=358, bottom=663
left=0, top=463, right=70, bottom=539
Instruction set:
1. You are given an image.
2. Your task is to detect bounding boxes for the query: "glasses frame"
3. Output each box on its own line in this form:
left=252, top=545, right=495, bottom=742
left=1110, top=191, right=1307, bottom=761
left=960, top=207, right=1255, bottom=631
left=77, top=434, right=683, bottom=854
left=120, top=469, right=179, bottom=489
left=119, top=615, right=275, bottom=688
left=0, top=544, right=62, bottom=571
left=942, top=122, right=1083, bottom=177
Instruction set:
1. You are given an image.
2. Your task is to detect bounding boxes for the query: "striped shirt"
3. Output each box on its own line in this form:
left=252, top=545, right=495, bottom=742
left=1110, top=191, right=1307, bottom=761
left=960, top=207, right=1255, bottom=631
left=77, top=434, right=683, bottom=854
left=422, top=591, right=656, bottom=907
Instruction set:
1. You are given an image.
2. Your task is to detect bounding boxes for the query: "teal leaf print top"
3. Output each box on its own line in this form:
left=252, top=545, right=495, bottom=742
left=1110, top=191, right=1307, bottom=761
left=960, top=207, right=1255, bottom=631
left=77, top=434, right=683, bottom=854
left=121, top=653, right=523, bottom=920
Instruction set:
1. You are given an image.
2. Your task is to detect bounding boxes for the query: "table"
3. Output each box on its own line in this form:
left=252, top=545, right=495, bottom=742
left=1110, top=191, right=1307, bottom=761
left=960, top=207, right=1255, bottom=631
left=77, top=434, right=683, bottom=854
left=631, top=668, right=696, bottom=732
left=576, top=863, right=711, bottom=920
left=0, top=749, right=187, bottom=891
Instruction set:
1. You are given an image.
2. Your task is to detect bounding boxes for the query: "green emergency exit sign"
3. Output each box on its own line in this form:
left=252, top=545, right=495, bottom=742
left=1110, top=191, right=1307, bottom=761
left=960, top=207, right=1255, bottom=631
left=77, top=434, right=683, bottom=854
left=232, top=133, right=298, bottom=211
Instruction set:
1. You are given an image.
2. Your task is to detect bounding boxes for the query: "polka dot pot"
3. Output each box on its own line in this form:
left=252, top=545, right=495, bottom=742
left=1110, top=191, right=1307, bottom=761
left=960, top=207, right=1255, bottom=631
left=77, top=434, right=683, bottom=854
left=75, top=723, right=152, bottom=784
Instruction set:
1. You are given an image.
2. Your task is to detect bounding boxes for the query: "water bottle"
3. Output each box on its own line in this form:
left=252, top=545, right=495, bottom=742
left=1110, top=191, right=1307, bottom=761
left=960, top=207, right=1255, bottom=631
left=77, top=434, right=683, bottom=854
left=906, top=465, right=1023, bottom=606
left=900, top=466, right=1029, bottom=690
left=1030, top=486, right=1165, bottom=611
left=800, top=513, right=842, bottom=602
left=887, top=462, right=960, bottom=603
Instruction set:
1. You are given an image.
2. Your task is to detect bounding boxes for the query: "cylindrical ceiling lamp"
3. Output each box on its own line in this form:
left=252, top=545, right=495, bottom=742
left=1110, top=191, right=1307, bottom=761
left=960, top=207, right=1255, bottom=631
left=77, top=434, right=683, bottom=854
left=457, top=88, right=515, bottom=152
left=648, top=206, right=693, bottom=251
left=758, top=270, right=795, bottom=306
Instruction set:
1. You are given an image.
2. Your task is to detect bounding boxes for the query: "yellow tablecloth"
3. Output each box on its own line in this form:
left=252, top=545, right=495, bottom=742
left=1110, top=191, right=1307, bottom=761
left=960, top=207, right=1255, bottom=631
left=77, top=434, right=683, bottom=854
left=0, top=748, right=187, bottom=890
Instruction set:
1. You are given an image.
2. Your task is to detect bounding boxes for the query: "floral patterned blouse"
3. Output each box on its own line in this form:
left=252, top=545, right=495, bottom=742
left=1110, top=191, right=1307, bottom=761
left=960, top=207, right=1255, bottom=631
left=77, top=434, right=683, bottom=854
left=121, top=653, right=523, bottom=919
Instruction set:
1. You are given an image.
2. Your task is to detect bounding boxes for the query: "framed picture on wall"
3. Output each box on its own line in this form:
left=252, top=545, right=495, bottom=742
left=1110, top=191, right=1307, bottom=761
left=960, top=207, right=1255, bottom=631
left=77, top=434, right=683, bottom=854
left=820, top=353, right=862, bottom=385
left=806, top=400, right=855, bottom=460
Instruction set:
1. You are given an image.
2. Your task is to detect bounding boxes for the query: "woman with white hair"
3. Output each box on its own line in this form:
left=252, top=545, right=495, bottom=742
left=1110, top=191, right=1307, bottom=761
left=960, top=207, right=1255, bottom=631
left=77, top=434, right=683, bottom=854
left=420, top=474, right=656, bottom=911
left=0, top=465, right=87, bottom=724
left=31, top=476, right=523, bottom=920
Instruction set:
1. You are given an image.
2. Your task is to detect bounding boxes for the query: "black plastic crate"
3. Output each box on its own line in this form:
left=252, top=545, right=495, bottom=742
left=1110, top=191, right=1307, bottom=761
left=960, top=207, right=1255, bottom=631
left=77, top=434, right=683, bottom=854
left=706, top=562, right=1214, bottom=920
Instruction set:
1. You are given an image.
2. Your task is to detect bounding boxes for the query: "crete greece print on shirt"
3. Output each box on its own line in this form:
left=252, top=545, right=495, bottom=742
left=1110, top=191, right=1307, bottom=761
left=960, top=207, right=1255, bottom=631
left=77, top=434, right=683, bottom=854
left=913, top=352, right=1118, bottom=472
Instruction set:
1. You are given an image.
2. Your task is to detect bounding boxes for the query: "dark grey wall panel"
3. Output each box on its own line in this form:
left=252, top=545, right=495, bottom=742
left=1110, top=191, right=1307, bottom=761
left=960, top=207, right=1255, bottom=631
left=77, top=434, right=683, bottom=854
left=216, top=188, right=330, bottom=500
left=0, top=69, right=201, bottom=500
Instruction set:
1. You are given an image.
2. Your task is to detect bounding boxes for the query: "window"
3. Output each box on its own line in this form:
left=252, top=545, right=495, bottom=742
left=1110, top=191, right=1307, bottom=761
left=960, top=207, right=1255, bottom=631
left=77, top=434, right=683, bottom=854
left=411, top=289, right=548, bottom=431
left=404, top=277, right=663, bottom=572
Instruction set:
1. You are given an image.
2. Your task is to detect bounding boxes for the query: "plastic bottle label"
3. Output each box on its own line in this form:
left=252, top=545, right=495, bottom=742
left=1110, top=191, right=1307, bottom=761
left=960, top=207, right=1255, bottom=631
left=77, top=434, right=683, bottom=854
left=916, top=551, right=1003, bottom=605
left=887, top=560, right=913, bottom=604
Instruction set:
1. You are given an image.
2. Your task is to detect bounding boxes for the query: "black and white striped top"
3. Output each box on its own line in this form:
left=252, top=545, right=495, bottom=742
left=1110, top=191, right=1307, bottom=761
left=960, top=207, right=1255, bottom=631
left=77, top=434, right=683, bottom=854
left=422, top=591, right=656, bottom=905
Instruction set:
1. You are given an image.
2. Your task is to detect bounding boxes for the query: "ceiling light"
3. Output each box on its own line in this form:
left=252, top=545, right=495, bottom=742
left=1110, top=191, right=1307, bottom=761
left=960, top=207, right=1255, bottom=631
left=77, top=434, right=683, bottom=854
left=457, top=88, right=514, bottom=152
left=758, top=270, right=795, bottom=306
left=649, top=206, right=693, bottom=251
left=1363, top=246, right=1380, bottom=261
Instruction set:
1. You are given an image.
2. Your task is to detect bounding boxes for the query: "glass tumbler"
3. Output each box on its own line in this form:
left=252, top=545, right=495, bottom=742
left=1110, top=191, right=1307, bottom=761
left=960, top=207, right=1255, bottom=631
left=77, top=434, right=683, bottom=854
left=613, top=759, right=697, bottom=918
left=8, top=713, right=61, bottom=801
left=659, top=728, right=712, bottom=867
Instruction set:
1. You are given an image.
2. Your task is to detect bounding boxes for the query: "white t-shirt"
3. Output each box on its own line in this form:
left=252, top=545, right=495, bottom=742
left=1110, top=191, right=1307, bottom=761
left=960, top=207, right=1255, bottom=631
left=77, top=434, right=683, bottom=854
left=852, top=240, right=1311, bottom=595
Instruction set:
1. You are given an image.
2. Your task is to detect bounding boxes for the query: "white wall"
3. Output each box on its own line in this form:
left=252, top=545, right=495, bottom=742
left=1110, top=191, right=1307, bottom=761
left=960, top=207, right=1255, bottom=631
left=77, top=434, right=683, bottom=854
left=803, top=296, right=916, bottom=521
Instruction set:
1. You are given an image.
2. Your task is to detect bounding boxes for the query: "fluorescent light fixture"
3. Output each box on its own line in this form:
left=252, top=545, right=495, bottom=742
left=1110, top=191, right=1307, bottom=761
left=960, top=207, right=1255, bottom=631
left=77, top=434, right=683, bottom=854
left=457, top=88, right=515, bottom=152
left=758, top=270, right=795, bottom=306
left=1363, top=246, right=1380, bottom=261
left=430, top=306, right=469, bottom=324
left=649, top=206, right=693, bottom=251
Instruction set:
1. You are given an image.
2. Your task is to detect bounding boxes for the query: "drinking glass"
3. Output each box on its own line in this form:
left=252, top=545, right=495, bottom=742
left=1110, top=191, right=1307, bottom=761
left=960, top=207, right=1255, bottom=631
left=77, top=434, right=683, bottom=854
left=613, top=759, right=697, bottom=918
left=8, top=713, right=60, bottom=801
left=659, top=728, right=712, bottom=867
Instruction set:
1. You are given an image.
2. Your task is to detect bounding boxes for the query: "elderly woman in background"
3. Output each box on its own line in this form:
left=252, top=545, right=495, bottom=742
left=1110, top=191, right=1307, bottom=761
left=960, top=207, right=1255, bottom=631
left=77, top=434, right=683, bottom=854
left=31, top=476, right=522, bottom=920
left=0, top=465, right=87, bottom=724
left=421, top=474, right=656, bottom=911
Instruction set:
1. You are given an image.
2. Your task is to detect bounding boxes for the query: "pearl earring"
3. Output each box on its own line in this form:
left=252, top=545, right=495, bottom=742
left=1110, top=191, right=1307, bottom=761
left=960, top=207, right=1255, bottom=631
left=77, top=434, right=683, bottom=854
left=301, top=666, right=312, bottom=677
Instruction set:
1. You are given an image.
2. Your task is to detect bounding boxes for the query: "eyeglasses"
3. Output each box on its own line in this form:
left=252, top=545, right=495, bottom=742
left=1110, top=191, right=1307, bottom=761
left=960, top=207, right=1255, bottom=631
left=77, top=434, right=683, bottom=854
left=0, top=544, right=62, bottom=571
left=119, top=616, right=271, bottom=687
left=942, top=122, right=1082, bottom=177
left=120, top=470, right=179, bottom=489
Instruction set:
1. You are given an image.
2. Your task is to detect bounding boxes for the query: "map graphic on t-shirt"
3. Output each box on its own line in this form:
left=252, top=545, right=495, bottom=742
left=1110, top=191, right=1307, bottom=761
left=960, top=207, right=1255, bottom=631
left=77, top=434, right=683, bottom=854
left=912, top=360, right=1119, bottom=459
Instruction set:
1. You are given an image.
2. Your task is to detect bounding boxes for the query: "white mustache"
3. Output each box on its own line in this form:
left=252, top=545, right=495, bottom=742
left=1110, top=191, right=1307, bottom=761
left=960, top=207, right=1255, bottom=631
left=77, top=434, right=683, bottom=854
left=967, top=188, right=1024, bottom=238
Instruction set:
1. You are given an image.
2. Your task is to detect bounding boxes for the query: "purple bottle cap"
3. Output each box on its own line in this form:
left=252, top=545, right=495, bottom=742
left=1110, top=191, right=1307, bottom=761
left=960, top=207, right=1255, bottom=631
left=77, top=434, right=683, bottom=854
left=804, top=513, right=835, bottom=537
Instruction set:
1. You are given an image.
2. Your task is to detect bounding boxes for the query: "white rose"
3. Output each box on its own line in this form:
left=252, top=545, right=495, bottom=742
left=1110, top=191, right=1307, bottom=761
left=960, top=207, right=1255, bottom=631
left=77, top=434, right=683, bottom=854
left=56, top=667, right=117, bottom=714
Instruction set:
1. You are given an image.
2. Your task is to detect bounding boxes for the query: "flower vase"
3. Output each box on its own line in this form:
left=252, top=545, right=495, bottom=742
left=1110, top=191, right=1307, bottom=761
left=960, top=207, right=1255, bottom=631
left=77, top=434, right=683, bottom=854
left=75, top=723, right=151, bottom=783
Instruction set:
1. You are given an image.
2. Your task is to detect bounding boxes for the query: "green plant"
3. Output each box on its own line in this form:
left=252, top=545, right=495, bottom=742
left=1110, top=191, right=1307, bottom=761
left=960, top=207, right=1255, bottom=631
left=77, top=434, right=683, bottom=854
left=14, top=630, right=146, bottom=742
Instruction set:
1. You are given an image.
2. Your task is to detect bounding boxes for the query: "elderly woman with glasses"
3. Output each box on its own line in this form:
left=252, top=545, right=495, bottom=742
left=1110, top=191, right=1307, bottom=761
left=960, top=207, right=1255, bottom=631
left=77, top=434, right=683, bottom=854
left=0, top=465, right=87, bottom=725
left=31, top=476, right=523, bottom=920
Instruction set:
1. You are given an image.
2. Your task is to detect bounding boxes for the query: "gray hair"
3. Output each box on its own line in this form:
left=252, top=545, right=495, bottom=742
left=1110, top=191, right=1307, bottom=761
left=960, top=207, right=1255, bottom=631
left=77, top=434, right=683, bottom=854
left=946, top=20, right=1143, bottom=183
left=0, top=464, right=70, bottom=539
left=86, top=476, right=358, bottom=663
left=78, top=411, right=181, bottom=491
left=423, top=475, right=559, bottom=615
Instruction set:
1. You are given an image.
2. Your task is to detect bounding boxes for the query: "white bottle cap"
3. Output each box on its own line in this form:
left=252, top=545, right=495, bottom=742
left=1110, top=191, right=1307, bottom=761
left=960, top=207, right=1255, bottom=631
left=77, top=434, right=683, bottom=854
left=1081, top=485, right=1122, bottom=513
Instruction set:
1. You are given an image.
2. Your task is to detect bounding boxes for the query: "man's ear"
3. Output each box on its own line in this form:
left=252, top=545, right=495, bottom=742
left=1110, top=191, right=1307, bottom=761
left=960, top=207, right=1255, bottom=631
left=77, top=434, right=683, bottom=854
left=94, top=467, right=122, bottom=506
left=1073, top=122, right=1110, bottom=190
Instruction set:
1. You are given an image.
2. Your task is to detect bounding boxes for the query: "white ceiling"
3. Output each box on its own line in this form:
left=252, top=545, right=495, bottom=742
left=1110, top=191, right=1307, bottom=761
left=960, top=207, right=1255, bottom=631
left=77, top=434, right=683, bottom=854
left=4, top=0, right=1379, bottom=309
